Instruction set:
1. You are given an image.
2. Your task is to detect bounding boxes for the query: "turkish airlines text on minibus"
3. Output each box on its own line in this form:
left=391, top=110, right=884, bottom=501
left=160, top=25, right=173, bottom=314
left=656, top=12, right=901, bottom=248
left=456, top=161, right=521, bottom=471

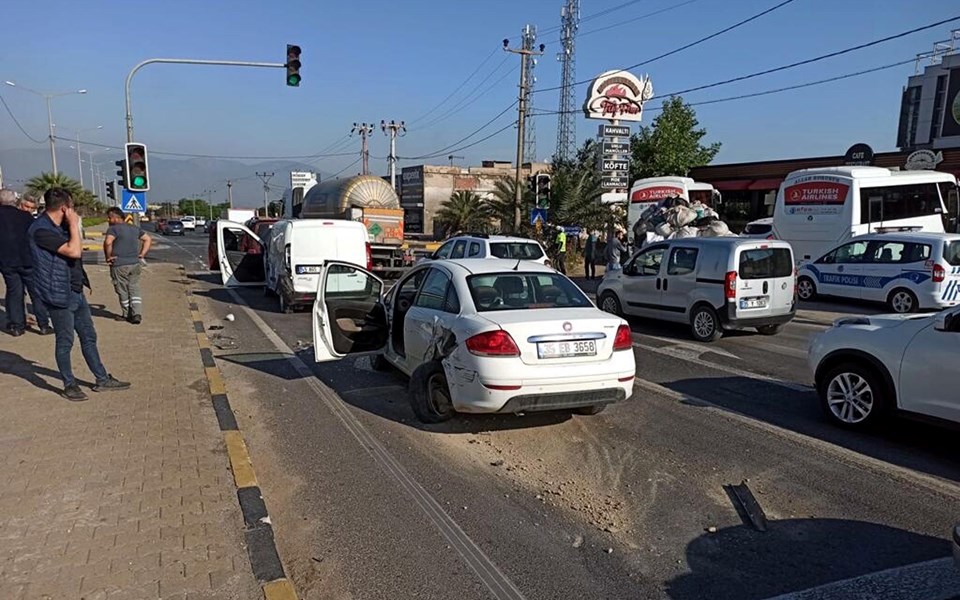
left=771, top=166, right=960, bottom=262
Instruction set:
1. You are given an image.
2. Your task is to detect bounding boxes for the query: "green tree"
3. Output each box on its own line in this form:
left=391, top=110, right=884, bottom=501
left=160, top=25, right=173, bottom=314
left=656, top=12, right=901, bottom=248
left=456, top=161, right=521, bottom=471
left=178, top=197, right=210, bottom=217
left=435, top=190, right=492, bottom=235
left=26, top=172, right=83, bottom=199
left=487, top=177, right=535, bottom=234
left=630, top=96, right=720, bottom=180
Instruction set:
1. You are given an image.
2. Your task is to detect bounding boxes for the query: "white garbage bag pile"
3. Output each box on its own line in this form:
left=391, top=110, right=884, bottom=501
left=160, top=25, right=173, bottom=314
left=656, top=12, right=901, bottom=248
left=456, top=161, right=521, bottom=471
left=632, top=196, right=735, bottom=245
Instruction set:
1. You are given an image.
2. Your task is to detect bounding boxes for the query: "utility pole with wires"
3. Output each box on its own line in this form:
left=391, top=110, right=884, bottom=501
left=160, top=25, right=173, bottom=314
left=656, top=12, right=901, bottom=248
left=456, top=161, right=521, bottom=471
left=381, top=120, right=406, bottom=189
left=351, top=123, right=375, bottom=175
left=504, top=33, right=545, bottom=232
left=556, top=0, right=580, bottom=162
left=448, top=155, right=464, bottom=167
left=520, top=25, right=539, bottom=162
left=255, top=172, right=274, bottom=217
left=225, top=179, right=234, bottom=208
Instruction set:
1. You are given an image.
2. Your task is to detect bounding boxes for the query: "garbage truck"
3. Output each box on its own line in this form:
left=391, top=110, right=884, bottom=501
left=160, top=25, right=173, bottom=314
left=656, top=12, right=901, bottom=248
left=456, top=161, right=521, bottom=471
left=627, top=177, right=722, bottom=246
left=292, top=175, right=406, bottom=276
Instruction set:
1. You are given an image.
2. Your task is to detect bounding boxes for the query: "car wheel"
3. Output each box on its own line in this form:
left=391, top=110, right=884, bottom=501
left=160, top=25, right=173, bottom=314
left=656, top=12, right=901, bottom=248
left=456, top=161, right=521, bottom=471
left=599, top=292, right=622, bottom=316
left=756, top=324, right=782, bottom=336
left=797, top=276, right=817, bottom=301
left=819, top=362, right=889, bottom=428
left=690, top=304, right=722, bottom=342
left=370, top=353, right=392, bottom=372
left=575, top=404, right=607, bottom=415
left=887, top=288, right=918, bottom=314
left=408, top=361, right=455, bottom=423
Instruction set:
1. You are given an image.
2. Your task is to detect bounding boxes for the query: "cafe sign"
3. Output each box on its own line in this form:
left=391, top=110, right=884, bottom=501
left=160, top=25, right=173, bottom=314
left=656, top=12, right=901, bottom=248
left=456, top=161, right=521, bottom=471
left=583, top=70, right=654, bottom=122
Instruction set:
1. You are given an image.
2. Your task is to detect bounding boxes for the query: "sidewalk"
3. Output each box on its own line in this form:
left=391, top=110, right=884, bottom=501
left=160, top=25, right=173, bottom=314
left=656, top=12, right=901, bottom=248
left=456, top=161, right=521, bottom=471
left=0, top=263, right=260, bottom=599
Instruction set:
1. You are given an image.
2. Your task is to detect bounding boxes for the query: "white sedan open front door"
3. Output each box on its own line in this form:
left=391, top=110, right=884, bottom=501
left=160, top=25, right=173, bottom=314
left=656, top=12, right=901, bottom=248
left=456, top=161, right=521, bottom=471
left=312, top=261, right=389, bottom=363
left=217, top=220, right=265, bottom=287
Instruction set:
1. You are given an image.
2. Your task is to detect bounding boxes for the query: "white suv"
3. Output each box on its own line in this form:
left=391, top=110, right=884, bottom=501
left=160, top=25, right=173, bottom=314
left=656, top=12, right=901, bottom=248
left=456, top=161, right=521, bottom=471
left=424, top=234, right=548, bottom=265
left=180, top=216, right=197, bottom=231
left=809, top=304, right=960, bottom=429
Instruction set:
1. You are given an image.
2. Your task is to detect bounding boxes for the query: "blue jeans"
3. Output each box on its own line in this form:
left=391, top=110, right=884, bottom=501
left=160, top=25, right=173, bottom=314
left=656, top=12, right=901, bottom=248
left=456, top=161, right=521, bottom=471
left=46, top=291, right=108, bottom=388
left=607, top=262, right=622, bottom=272
left=2, top=265, right=50, bottom=330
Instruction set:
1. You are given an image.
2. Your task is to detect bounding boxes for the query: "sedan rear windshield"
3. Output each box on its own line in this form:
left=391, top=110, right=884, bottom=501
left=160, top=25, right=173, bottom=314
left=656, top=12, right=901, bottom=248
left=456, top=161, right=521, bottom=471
left=467, top=272, right=591, bottom=311
left=739, top=248, right=793, bottom=279
left=945, top=241, right=960, bottom=266
left=489, top=242, right=544, bottom=260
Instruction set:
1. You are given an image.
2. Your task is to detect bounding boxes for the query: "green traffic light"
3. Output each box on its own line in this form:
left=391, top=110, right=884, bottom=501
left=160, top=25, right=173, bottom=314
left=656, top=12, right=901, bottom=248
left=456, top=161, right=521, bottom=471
left=133, top=176, right=146, bottom=187
left=287, top=74, right=301, bottom=87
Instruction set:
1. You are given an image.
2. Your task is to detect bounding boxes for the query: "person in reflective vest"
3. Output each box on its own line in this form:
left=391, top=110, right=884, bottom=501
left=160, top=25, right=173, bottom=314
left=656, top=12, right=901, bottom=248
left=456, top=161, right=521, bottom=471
left=554, top=226, right=567, bottom=274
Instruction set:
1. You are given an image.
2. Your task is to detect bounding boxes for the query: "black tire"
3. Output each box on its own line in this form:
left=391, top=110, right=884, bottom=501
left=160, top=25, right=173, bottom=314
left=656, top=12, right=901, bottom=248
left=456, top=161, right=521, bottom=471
left=756, top=324, right=782, bottom=336
left=599, top=292, right=623, bottom=317
left=408, top=361, right=455, bottom=423
left=690, top=304, right=722, bottom=342
left=370, top=353, right=392, bottom=372
left=887, top=288, right=918, bottom=314
left=797, top=276, right=817, bottom=301
left=575, top=404, right=607, bottom=415
left=818, top=361, right=889, bottom=429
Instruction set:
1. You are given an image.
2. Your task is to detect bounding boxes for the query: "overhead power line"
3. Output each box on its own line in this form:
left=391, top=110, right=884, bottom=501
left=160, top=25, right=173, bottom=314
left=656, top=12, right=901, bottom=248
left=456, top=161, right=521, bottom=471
left=530, top=57, right=917, bottom=116
left=329, top=157, right=362, bottom=179
left=401, top=120, right=518, bottom=161
left=536, top=0, right=800, bottom=94
left=410, top=56, right=515, bottom=131
left=408, top=47, right=500, bottom=125
left=51, top=136, right=359, bottom=160
left=0, top=92, right=46, bottom=144
left=400, top=101, right=517, bottom=160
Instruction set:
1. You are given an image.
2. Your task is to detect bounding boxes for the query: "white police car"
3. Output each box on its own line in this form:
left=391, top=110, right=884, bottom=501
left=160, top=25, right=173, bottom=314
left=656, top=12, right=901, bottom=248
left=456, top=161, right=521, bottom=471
left=797, top=231, right=960, bottom=313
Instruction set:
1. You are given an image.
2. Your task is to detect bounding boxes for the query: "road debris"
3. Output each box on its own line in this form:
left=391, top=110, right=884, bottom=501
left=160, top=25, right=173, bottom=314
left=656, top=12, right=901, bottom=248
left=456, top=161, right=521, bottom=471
left=725, top=479, right=769, bottom=532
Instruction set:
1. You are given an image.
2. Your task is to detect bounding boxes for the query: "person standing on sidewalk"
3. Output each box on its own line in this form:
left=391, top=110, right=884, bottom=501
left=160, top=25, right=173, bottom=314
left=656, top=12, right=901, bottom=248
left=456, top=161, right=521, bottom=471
left=104, top=207, right=152, bottom=324
left=606, top=230, right=626, bottom=272
left=0, top=189, right=52, bottom=336
left=583, top=230, right=598, bottom=280
left=28, top=188, right=129, bottom=401
left=554, top=225, right=568, bottom=275
left=17, top=194, right=39, bottom=215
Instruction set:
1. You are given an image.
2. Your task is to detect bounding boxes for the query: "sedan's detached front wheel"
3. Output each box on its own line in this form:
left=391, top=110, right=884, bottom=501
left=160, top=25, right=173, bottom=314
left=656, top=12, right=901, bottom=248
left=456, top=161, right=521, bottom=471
left=409, top=361, right=455, bottom=423
left=819, top=362, right=888, bottom=428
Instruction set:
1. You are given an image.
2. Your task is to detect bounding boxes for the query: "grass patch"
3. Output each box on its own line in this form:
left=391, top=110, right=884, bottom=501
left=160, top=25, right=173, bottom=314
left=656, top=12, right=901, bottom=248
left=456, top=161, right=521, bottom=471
left=82, top=217, right=107, bottom=228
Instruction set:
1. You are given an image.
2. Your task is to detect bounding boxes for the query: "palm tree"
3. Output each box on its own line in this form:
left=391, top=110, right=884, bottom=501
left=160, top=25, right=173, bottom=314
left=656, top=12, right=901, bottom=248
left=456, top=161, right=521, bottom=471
left=435, top=190, right=492, bottom=236
left=26, top=172, right=83, bottom=199
left=552, top=164, right=606, bottom=232
left=487, top=177, right=535, bottom=234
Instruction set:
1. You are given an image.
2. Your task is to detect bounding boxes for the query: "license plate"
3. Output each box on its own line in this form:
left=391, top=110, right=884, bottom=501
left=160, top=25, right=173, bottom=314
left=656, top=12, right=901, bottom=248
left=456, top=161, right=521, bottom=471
left=740, top=297, right=768, bottom=309
left=537, top=340, right=597, bottom=359
left=296, top=265, right=322, bottom=274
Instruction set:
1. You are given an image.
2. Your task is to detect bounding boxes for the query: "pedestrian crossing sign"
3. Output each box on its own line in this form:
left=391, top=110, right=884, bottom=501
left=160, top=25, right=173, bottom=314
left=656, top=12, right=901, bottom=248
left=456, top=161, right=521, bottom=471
left=121, top=189, right=146, bottom=214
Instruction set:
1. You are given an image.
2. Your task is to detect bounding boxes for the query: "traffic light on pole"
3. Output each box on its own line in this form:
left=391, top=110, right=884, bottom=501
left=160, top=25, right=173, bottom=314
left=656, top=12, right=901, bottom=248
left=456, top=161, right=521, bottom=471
left=535, top=173, right=552, bottom=208
left=106, top=181, right=116, bottom=201
left=527, top=175, right=537, bottom=203
left=286, top=44, right=301, bottom=87
left=116, top=159, right=127, bottom=188
left=124, top=142, right=149, bottom=191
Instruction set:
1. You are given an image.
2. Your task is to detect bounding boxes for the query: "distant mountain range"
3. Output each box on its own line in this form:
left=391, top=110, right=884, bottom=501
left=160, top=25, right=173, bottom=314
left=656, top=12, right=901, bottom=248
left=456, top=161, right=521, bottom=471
left=0, top=147, right=338, bottom=208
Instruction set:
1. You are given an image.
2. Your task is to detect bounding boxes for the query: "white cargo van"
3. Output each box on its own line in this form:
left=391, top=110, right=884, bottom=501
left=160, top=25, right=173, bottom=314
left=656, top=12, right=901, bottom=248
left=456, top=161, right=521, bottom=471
left=597, top=237, right=796, bottom=341
left=216, top=219, right=371, bottom=313
left=772, top=166, right=959, bottom=263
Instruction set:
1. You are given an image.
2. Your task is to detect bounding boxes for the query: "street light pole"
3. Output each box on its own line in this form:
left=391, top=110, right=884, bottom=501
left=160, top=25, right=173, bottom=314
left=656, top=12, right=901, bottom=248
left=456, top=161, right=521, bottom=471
left=503, top=34, right=545, bottom=232
left=5, top=81, right=88, bottom=176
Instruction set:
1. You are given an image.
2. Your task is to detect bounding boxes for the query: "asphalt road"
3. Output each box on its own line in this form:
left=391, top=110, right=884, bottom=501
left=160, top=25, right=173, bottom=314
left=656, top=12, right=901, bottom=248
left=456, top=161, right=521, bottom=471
left=138, top=231, right=960, bottom=600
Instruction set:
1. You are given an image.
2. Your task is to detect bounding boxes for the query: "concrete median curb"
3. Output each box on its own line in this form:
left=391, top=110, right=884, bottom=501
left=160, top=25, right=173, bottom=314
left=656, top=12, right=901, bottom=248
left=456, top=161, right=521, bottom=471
left=183, top=273, right=299, bottom=600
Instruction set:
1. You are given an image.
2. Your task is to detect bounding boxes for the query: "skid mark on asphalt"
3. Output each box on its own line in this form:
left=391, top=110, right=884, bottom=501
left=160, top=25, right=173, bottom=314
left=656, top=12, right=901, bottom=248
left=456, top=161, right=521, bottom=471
left=225, top=289, right=528, bottom=600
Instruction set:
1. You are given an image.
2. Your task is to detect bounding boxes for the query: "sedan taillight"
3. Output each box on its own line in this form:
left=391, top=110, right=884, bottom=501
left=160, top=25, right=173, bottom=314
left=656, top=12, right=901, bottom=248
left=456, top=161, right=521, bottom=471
left=465, top=330, right=520, bottom=357
left=613, top=324, right=632, bottom=351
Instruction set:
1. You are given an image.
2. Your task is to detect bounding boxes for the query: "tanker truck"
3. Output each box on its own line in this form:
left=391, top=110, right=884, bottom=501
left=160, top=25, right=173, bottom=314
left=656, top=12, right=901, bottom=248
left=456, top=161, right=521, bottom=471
left=291, top=175, right=406, bottom=276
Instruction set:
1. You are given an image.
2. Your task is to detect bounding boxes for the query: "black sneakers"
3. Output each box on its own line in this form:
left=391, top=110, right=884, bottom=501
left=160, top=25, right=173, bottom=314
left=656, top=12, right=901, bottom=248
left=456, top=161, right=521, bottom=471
left=129, top=315, right=142, bottom=325
left=61, top=385, right=88, bottom=402
left=38, top=326, right=54, bottom=335
left=93, top=375, right=131, bottom=392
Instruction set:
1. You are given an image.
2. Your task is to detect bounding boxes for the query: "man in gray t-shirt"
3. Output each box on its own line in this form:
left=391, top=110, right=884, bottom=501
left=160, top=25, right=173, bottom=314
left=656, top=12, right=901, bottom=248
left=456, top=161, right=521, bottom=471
left=104, top=207, right=152, bottom=324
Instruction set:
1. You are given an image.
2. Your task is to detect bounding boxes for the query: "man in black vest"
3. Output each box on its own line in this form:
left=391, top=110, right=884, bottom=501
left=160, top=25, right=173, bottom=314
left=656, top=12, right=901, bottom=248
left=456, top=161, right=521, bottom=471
left=0, top=189, right=51, bottom=336
left=28, top=188, right=129, bottom=401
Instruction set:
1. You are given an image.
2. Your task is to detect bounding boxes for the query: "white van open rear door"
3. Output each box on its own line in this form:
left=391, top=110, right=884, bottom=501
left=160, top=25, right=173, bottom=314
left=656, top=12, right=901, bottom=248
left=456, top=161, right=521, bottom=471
left=216, top=220, right=265, bottom=287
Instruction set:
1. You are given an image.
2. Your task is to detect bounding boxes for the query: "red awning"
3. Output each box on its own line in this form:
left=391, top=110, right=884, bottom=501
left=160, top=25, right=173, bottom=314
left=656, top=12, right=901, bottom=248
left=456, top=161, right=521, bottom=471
left=712, top=179, right=753, bottom=191
left=748, top=178, right=783, bottom=190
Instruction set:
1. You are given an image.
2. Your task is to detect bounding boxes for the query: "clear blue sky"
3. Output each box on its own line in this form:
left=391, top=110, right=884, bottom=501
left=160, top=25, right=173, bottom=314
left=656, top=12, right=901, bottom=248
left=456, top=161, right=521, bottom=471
left=1, top=0, right=956, bottom=175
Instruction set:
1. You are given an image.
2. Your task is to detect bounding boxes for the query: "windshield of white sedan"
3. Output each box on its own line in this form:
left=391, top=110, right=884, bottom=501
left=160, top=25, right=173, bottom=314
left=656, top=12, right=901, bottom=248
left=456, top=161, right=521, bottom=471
left=467, top=273, right=591, bottom=311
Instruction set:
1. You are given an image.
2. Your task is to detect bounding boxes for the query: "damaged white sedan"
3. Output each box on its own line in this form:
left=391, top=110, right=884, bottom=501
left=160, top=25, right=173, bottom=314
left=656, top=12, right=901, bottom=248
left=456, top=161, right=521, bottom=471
left=312, top=259, right=637, bottom=423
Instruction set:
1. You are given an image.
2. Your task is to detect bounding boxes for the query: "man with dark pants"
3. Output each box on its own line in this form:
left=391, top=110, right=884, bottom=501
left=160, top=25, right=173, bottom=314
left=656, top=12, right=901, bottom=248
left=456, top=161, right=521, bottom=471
left=554, top=225, right=568, bottom=275
left=29, top=188, right=129, bottom=401
left=0, top=188, right=51, bottom=336
left=583, top=230, right=597, bottom=280
left=104, top=207, right=152, bottom=324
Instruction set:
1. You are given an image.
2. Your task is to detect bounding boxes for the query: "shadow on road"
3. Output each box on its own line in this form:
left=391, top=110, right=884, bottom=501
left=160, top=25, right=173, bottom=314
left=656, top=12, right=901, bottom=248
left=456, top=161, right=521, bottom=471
left=0, top=349, right=73, bottom=395
left=664, top=376, right=960, bottom=485
left=666, top=518, right=951, bottom=600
